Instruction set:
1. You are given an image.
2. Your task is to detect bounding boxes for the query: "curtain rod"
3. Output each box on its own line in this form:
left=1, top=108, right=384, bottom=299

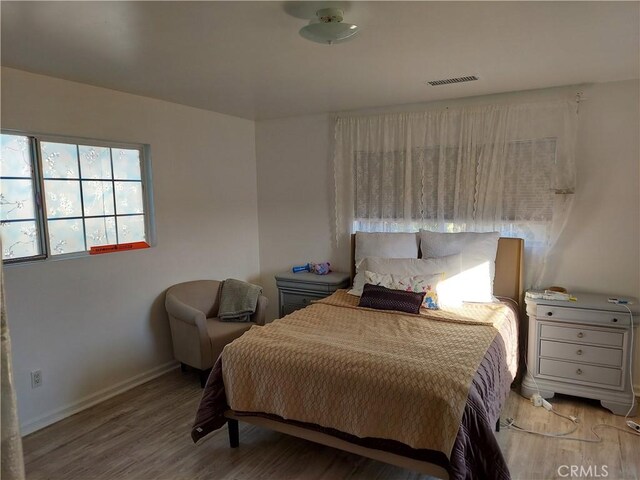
left=336, top=93, right=587, bottom=120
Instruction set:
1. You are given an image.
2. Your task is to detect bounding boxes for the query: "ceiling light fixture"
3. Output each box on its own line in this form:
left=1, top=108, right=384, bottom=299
left=299, top=8, right=359, bottom=45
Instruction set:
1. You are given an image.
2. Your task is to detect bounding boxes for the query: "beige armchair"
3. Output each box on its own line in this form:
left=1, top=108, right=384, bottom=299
left=165, top=280, right=268, bottom=387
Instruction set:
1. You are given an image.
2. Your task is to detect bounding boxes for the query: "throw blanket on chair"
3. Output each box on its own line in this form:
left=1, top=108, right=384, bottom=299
left=218, top=279, right=262, bottom=322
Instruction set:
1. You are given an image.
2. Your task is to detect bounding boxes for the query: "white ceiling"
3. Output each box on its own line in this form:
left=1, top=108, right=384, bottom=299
left=2, top=1, right=639, bottom=120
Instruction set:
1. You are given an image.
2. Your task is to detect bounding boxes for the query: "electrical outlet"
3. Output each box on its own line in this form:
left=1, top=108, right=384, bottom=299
left=31, top=370, right=42, bottom=388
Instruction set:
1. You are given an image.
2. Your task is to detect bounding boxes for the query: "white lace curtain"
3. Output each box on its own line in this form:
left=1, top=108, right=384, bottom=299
left=334, top=100, right=578, bottom=288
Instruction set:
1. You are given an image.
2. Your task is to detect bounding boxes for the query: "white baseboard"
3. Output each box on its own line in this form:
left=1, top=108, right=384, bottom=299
left=20, top=360, right=179, bottom=436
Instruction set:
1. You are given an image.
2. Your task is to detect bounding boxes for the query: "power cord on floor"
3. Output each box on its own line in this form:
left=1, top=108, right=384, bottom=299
left=503, top=409, right=640, bottom=443
left=503, top=409, right=580, bottom=439
left=621, top=303, right=637, bottom=422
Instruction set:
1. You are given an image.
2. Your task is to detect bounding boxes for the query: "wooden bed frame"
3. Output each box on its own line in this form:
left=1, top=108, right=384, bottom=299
left=224, top=237, right=524, bottom=479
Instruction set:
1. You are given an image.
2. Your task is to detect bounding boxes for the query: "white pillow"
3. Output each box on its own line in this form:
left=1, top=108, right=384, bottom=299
left=364, top=270, right=443, bottom=309
left=419, top=231, right=500, bottom=303
left=348, top=255, right=461, bottom=296
left=354, top=232, right=419, bottom=267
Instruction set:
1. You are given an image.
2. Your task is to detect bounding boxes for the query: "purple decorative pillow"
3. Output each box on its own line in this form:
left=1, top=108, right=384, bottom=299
left=358, top=283, right=425, bottom=314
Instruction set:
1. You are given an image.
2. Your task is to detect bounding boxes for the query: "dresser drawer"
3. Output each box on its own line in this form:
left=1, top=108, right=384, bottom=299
left=538, top=306, right=627, bottom=326
left=540, top=324, right=623, bottom=347
left=539, top=358, right=622, bottom=387
left=539, top=340, right=623, bottom=367
left=281, top=292, right=320, bottom=308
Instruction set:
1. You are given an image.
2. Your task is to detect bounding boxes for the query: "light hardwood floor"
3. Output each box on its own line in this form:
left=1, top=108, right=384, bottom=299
left=23, top=369, right=639, bottom=480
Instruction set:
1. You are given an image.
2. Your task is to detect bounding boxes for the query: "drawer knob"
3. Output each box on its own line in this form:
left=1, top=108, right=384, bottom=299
left=612, top=318, right=618, bottom=323
left=546, top=311, right=553, bottom=316
left=576, top=369, right=583, bottom=375
left=577, top=332, right=584, bottom=338
left=576, top=349, right=583, bottom=356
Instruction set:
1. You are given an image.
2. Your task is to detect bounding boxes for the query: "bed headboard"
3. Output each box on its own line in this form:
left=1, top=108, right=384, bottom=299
left=350, top=234, right=524, bottom=307
left=493, top=237, right=524, bottom=307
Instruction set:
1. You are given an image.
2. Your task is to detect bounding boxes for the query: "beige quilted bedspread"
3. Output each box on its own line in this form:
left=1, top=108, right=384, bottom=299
left=222, top=290, right=514, bottom=457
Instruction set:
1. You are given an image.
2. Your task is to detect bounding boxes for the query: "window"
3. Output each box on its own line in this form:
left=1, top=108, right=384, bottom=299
left=1, top=132, right=154, bottom=263
left=353, top=138, right=556, bottom=233
left=500, top=138, right=555, bottom=222
left=354, top=150, right=406, bottom=220
left=336, top=101, right=577, bottom=288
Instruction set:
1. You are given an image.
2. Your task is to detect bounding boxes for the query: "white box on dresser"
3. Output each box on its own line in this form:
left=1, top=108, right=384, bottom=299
left=522, top=293, right=638, bottom=416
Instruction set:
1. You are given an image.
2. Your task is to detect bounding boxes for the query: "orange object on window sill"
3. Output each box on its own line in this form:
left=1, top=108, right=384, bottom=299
left=90, top=242, right=150, bottom=255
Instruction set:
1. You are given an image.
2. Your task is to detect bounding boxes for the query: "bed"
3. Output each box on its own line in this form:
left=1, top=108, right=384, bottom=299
left=192, top=236, right=523, bottom=480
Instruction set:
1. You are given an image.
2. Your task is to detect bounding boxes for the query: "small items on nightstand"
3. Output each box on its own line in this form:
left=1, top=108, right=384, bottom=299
left=525, top=289, right=577, bottom=302
left=547, top=286, right=568, bottom=293
left=292, top=261, right=332, bottom=275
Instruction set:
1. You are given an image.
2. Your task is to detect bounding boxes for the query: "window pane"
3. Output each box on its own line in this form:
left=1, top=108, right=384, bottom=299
left=112, top=149, right=141, bottom=180
left=502, top=139, right=555, bottom=221
left=115, top=181, right=144, bottom=214
left=79, top=146, right=112, bottom=179
left=117, top=215, right=145, bottom=243
left=354, top=151, right=405, bottom=220
left=44, top=180, right=82, bottom=218
left=1, top=134, right=32, bottom=177
left=41, top=142, right=79, bottom=179
left=0, top=179, right=36, bottom=221
left=1, top=220, right=40, bottom=259
left=81, top=181, right=114, bottom=216
left=48, top=218, right=85, bottom=255
left=85, top=217, right=116, bottom=248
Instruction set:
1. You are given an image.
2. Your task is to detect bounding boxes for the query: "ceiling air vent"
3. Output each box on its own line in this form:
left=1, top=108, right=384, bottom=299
left=427, top=75, right=479, bottom=86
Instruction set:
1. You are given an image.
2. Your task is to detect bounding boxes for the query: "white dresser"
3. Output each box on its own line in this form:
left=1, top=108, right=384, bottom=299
left=521, top=293, right=638, bottom=415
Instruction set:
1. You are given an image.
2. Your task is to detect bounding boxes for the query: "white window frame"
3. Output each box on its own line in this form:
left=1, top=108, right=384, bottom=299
left=1, top=129, right=156, bottom=265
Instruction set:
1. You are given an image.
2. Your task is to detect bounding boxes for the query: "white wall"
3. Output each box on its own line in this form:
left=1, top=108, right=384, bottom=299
left=255, top=114, right=336, bottom=320
left=550, top=81, right=639, bottom=297
left=1, top=67, right=261, bottom=432
left=255, top=79, right=640, bottom=386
